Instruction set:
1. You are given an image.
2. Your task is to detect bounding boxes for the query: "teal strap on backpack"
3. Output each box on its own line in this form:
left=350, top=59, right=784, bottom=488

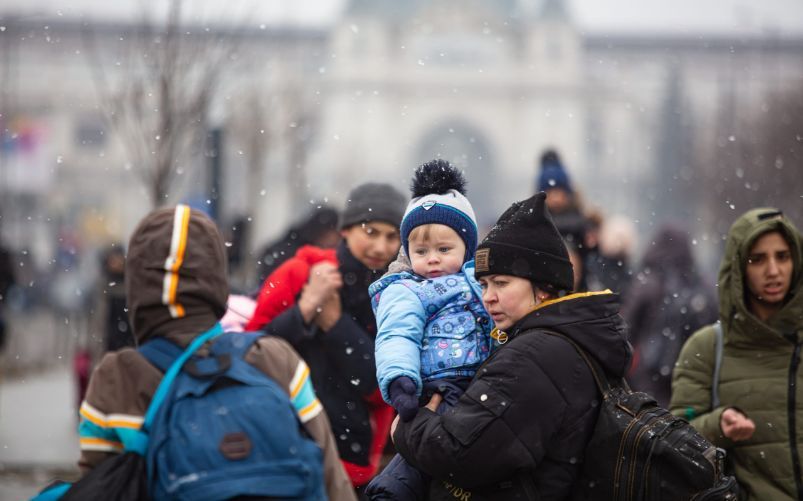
left=126, top=322, right=225, bottom=454
left=711, top=322, right=724, bottom=409
left=30, top=483, right=71, bottom=501
left=29, top=323, right=226, bottom=501
left=142, top=322, right=224, bottom=432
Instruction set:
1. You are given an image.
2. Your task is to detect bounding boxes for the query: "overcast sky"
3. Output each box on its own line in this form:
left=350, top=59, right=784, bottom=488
left=1, top=0, right=802, bottom=37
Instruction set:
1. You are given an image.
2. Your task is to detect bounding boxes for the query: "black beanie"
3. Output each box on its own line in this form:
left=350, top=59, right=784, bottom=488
left=339, top=183, right=406, bottom=230
left=474, top=192, right=574, bottom=291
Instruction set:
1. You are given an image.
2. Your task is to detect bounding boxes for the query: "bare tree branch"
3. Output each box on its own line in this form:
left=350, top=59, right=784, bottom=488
left=82, top=0, right=239, bottom=207
left=699, top=85, right=803, bottom=228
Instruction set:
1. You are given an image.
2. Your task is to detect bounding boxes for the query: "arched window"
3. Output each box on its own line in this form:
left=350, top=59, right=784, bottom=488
left=415, top=121, right=498, bottom=229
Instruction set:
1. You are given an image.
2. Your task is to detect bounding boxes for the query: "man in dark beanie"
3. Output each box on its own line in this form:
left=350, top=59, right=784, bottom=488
left=248, top=182, right=406, bottom=492
left=391, top=192, right=632, bottom=500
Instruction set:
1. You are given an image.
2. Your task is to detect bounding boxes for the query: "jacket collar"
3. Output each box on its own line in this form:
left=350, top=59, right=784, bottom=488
left=491, top=289, right=632, bottom=378
left=336, top=241, right=384, bottom=288
left=490, top=290, right=613, bottom=342
left=528, top=289, right=613, bottom=314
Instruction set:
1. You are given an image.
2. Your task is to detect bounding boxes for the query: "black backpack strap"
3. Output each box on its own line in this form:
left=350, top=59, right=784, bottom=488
left=528, top=329, right=616, bottom=396
left=139, top=338, right=183, bottom=373
left=711, top=322, right=724, bottom=409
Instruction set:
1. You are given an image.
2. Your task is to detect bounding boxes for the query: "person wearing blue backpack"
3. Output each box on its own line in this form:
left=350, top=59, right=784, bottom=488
left=65, top=205, right=355, bottom=500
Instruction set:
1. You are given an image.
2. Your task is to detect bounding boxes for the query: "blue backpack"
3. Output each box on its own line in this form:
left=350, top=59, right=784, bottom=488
left=138, top=324, right=326, bottom=500
left=32, top=324, right=326, bottom=501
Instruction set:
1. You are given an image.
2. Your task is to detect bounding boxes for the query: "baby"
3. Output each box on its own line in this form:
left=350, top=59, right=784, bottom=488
left=366, top=159, right=496, bottom=499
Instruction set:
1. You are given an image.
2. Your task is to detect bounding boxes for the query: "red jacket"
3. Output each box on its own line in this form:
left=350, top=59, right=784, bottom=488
left=246, top=245, right=337, bottom=331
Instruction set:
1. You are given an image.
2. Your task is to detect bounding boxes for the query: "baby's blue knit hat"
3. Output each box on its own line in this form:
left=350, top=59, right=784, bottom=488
left=400, top=159, right=478, bottom=262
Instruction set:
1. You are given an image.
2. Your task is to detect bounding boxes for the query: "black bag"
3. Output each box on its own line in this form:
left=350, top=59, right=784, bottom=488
left=540, top=331, right=738, bottom=501
left=62, top=452, right=148, bottom=501
left=32, top=452, right=148, bottom=501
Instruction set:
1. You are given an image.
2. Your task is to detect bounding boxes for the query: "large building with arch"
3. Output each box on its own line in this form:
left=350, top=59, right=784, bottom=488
left=1, top=0, right=801, bottom=272
left=313, top=0, right=588, bottom=228
left=308, top=0, right=803, bottom=233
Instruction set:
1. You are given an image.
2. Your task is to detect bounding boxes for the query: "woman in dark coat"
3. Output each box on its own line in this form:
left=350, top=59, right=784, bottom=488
left=391, top=193, right=632, bottom=500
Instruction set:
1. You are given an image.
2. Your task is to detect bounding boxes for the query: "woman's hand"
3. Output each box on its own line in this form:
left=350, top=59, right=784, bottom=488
left=720, top=408, right=755, bottom=442
left=391, top=392, right=444, bottom=444
left=425, top=392, right=443, bottom=412
left=390, top=414, right=400, bottom=444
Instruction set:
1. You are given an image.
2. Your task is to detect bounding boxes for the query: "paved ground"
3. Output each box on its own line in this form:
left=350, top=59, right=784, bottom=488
left=2, top=308, right=87, bottom=376
left=0, top=364, right=80, bottom=499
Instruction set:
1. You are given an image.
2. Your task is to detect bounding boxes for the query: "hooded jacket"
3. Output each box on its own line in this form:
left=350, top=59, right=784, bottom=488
left=670, top=208, right=803, bottom=501
left=393, top=290, right=631, bottom=500
left=77, top=206, right=355, bottom=501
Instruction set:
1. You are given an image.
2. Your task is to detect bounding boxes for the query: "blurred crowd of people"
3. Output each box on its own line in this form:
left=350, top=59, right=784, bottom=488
left=533, top=150, right=719, bottom=409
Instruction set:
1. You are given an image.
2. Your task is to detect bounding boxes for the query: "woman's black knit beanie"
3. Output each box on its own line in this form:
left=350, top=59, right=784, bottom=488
left=474, top=192, right=574, bottom=291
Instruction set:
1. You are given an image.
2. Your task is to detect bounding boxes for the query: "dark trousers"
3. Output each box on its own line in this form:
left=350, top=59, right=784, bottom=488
left=365, top=379, right=467, bottom=501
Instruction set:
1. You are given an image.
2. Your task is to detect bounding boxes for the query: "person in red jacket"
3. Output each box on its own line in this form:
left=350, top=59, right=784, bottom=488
left=247, top=183, right=406, bottom=494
